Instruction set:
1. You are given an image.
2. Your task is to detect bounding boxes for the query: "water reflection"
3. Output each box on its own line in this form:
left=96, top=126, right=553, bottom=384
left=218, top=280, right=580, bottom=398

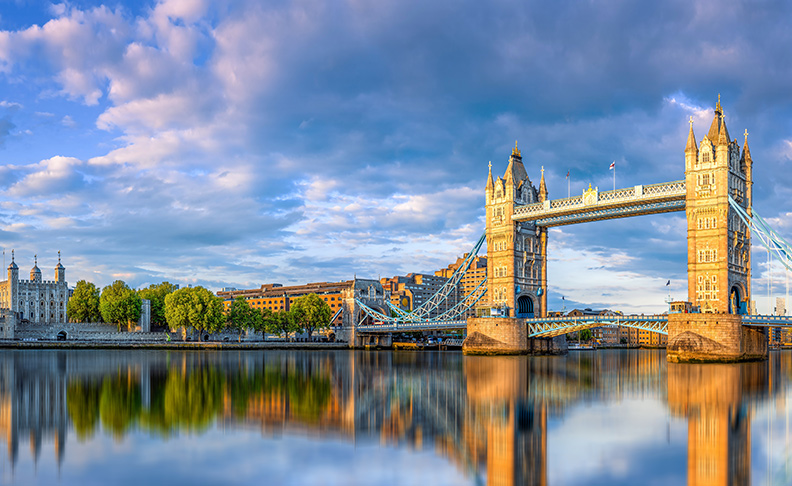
left=0, top=350, right=791, bottom=485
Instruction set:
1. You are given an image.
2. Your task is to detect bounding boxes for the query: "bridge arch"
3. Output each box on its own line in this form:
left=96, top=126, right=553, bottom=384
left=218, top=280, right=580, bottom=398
left=729, top=283, right=747, bottom=315
left=516, top=294, right=535, bottom=318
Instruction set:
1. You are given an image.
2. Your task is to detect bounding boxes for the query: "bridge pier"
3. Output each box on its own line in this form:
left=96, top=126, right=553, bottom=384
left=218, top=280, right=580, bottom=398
left=463, top=317, right=567, bottom=355
left=667, top=313, right=767, bottom=362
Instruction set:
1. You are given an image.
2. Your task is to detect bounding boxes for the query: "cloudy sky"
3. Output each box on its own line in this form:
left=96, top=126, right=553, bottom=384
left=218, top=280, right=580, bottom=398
left=0, top=0, right=791, bottom=314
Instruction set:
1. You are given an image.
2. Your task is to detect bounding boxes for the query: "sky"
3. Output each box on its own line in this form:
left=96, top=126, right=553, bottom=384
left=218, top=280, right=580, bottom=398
left=0, top=0, right=791, bottom=314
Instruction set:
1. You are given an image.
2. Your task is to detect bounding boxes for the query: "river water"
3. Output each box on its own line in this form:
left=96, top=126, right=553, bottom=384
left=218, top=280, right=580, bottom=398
left=0, top=348, right=791, bottom=485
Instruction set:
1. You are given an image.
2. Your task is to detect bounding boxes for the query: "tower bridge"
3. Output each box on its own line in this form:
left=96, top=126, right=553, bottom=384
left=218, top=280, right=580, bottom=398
left=340, top=97, right=792, bottom=361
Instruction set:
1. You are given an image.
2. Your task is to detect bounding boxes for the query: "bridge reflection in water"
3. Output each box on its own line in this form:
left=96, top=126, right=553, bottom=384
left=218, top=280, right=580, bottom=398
left=0, top=350, right=790, bottom=485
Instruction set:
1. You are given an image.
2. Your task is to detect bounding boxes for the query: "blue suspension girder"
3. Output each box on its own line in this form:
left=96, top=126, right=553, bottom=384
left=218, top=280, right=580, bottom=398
left=532, top=199, right=685, bottom=227
left=524, top=314, right=668, bottom=337
left=513, top=180, right=686, bottom=227
left=406, top=233, right=487, bottom=320
left=729, top=195, right=792, bottom=272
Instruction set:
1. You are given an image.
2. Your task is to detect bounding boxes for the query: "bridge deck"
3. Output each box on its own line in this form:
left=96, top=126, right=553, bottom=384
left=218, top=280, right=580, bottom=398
left=351, top=314, right=792, bottom=336
left=513, top=180, right=685, bottom=227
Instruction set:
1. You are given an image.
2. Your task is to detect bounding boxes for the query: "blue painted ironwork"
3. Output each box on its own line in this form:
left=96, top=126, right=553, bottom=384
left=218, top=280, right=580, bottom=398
left=524, top=314, right=668, bottom=338
left=729, top=195, right=792, bottom=272
left=513, top=180, right=686, bottom=227
left=405, top=233, right=487, bottom=320
left=742, top=315, right=792, bottom=326
left=354, top=234, right=488, bottom=329
left=357, top=319, right=467, bottom=333
left=532, top=199, right=685, bottom=227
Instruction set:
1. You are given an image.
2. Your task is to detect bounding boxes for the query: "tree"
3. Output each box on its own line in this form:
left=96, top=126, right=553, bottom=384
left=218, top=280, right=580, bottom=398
left=290, top=293, right=332, bottom=340
left=138, top=282, right=179, bottom=328
left=100, top=280, right=142, bottom=331
left=580, top=328, right=593, bottom=342
left=254, top=308, right=273, bottom=339
left=68, top=280, right=102, bottom=323
left=226, top=297, right=262, bottom=342
left=265, top=309, right=299, bottom=341
left=164, top=286, right=225, bottom=338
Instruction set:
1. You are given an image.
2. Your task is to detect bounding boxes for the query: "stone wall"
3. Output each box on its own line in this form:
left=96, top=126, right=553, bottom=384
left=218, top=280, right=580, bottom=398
left=463, top=317, right=567, bottom=355
left=667, top=313, right=767, bottom=362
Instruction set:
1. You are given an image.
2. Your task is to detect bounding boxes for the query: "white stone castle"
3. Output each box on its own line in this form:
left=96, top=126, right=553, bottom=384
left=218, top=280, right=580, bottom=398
left=0, top=250, right=68, bottom=324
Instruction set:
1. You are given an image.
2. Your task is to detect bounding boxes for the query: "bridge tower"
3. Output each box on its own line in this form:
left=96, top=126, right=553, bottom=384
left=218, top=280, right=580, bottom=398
left=484, top=142, right=545, bottom=318
left=684, top=96, right=752, bottom=314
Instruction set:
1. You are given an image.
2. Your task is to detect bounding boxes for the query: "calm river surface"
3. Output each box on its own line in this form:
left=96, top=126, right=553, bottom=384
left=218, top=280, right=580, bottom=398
left=1, top=348, right=792, bottom=485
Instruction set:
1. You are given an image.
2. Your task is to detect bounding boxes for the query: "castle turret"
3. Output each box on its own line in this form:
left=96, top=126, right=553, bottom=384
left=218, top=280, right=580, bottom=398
left=55, top=251, right=65, bottom=283
left=7, top=250, right=18, bottom=314
left=30, top=255, right=41, bottom=283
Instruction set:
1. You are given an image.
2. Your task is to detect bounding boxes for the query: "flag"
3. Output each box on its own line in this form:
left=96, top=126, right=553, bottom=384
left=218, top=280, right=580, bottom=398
left=566, top=171, right=570, bottom=179
left=666, top=280, right=670, bottom=286
left=609, top=161, right=615, bottom=170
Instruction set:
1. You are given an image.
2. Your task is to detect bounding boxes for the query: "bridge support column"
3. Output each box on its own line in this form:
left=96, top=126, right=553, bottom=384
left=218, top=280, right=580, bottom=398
left=463, top=317, right=567, bottom=355
left=667, top=313, right=767, bottom=362
left=539, top=228, right=547, bottom=318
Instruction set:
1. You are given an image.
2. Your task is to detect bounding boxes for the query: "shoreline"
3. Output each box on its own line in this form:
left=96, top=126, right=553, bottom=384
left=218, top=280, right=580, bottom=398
left=0, top=340, right=351, bottom=350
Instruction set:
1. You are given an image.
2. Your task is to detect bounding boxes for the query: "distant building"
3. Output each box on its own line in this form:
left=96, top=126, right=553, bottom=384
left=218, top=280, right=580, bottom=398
left=380, top=273, right=450, bottom=318
left=0, top=251, right=68, bottom=325
left=434, top=254, right=487, bottom=318
left=217, top=281, right=352, bottom=325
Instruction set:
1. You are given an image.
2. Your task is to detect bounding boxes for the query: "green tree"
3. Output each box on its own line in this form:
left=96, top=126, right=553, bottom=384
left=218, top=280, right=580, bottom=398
left=100, top=280, right=142, bottom=331
left=164, top=286, right=225, bottom=338
left=254, top=307, right=273, bottom=339
left=266, top=309, right=299, bottom=341
left=580, top=328, right=593, bottom=342
left=67, top=280, right=101, bottom=323
left=226, top=297, right=262, bottom=342
left=138, top=282, right=179, bottom=327
left=290, top=293, right=332, bottom=340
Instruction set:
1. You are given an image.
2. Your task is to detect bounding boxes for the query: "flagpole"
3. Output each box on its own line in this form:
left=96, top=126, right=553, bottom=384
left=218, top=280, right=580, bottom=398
left=613, top=161, right=616, bottom=191
left=567, top=172, right=570, bottom=198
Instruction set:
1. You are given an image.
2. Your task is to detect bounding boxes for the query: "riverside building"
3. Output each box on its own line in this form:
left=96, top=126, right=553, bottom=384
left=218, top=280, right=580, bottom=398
left=217, top=281, right=351, bottom=324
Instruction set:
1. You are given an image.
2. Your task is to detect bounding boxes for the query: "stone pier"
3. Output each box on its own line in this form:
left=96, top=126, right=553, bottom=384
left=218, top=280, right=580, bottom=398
left=463, top=317, right=567, bottom=355
left=666, top=313, right=767, bottom=363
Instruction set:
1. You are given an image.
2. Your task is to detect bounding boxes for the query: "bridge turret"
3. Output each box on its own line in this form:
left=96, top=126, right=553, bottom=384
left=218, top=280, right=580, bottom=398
left=484, top=142, right=544, bottom=319
left=485, top=161, right=494, bottom=199
left=685, top=96, right=751, bottom=315
left=684, top=117, right=698, bottom=171
left=538, top=167, right=548, bottom=203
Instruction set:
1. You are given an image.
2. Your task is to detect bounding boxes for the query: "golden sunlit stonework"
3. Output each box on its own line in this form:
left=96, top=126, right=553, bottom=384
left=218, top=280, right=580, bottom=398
left=484, top=142, right=546, bottom=319
left=684, top=96, right=752, bottom=315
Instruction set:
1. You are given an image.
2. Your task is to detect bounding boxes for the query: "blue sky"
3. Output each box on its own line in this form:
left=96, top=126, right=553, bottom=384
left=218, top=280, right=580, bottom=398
left=0, top=0, right=791, bottom=314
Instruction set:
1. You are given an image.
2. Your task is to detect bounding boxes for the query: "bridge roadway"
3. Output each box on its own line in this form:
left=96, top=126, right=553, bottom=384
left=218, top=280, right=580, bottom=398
left=354, top=314, right=792, bottom=337
left=512, top=180, right=686, bottom=226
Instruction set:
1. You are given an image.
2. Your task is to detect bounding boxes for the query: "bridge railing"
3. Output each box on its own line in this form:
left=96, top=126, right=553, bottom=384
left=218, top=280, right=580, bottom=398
left=513, top=180, right=685, bottom=220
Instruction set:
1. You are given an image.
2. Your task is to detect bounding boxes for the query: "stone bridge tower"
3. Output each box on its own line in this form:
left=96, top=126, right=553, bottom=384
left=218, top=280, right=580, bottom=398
left=684, top=96, right=752, bottom=314
left=485, top=142, right=545, bottom=318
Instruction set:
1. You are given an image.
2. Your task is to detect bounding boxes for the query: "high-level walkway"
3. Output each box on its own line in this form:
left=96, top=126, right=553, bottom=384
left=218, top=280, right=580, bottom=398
left=513, top=180, right=685, bottom=226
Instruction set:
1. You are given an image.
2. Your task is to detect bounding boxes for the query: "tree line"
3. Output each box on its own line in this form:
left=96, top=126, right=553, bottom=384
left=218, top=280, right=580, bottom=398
left=67, top=279, right=335, bottom=339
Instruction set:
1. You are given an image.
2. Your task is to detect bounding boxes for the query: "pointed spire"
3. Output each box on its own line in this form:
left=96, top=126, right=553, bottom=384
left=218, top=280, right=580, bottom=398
left=511, top=140, right=521, bottom=159
left=539, top=166, right=548, bottom=202
left=685, top=116, right=697, bottom=153
left=741, top=128, right=752, bottom=162
left=486, top=161, right=494, bottom=191
left=707, top=95, right=724, bottom=141
left=718, top=114, right=730, bottom=145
